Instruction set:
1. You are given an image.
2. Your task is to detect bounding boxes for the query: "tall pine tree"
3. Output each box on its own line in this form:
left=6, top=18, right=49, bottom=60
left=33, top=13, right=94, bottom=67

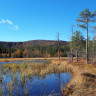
left=76, top=8, right=96, bottom=64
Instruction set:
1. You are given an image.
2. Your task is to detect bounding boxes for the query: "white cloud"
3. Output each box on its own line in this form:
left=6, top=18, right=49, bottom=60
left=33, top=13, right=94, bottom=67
left=14, top=25, right=19, bottom=30
left=0, top=19, right=19, bottom=30
left=0, top=19, right=6, bottom=24
left=6, top=19, right=13, bottom=25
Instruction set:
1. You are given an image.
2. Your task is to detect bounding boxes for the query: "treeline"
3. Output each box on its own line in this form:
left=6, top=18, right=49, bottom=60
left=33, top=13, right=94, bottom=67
left=0, top=45, right=69, bottom=58
left=69, top=31, right=96, bottom=61
left=69, top=8, right=96, bottom=63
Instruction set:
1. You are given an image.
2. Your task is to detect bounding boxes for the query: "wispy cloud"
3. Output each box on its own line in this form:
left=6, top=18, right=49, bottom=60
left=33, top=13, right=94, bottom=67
left=0, top=19, right=6, bottom=24
left=6, top=19, right=13, bottom=25
left=0, top=19, right=19, bottom=30
left=14, top=25, right=19, bottom=30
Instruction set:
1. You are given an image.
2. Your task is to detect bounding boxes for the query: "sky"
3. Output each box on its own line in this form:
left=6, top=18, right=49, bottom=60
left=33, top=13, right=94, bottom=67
left=0, top=0, right=96, bottom=42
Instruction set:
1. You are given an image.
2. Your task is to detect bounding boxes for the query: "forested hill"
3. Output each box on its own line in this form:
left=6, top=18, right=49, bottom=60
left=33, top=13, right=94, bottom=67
left=23, top=40, right=69, bottom=46
left=0, top=40, right=69, bottom=58
left=0, top=40, right=69, bottom=48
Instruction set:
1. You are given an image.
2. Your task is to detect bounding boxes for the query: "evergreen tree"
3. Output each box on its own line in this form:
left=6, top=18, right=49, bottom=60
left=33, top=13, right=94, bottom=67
left=76, top=8, right=96, bottom=64
left=70, top=31, right=85, bottom=62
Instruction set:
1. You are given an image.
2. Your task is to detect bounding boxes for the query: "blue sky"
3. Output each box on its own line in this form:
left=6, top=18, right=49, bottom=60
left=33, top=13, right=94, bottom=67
left=0, top=0, right=96, bottom=42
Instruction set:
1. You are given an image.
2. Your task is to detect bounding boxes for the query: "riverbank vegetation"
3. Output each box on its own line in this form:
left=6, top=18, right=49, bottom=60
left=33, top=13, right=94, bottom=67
left=63, top=60, right=96, bottom=96
left=0, top=58, right=96, bottom=96
left=0, top=59, right=72, bottom=96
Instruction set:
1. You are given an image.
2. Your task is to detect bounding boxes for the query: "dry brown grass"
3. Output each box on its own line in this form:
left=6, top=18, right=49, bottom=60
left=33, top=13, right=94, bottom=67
left=0, top=57, right=60, bottom=62
left=1, top=57, right=96, bottom=96
left=0, top=57, right=68, bottom=62
left=57, top=59, right=96, bottom=96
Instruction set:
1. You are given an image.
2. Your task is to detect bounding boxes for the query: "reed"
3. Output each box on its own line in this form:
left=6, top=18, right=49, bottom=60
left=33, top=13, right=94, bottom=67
left=1, top=59, right=96, bottom=96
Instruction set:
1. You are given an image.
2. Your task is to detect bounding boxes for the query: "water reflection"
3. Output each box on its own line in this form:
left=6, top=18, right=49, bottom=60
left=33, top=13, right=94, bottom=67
left=0, top=59, right=50, bottom=65
left=0, top=61, right=24, bottom=65
left=0, top=61, right=72, bottom=96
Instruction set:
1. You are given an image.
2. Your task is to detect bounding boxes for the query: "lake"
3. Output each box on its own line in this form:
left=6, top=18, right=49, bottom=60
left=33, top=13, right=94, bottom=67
left=0, top=60, right=72, bottom=96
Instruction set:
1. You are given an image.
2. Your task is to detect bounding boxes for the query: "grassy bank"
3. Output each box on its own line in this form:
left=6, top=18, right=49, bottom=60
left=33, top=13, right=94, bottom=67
left=42, top=59, right=96, bottom=96
left=1, top=58, right=96, bottom=96
left=57, top=60, right=96, bottom=96
left=0, top=57, right=59, bottom=62
left=0, top=59, right=71, bottom=96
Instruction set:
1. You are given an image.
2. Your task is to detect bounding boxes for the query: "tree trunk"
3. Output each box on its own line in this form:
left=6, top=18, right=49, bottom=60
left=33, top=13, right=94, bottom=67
left=57, top=32, right=60, bottom=60
left=93, top=40, right=95, bottom=58
left=58, top=45, right=60, bottom=60
left=71, top=49, right=73, bottom=62
left=86, top=22, right=89, bottom=64
left=76, top=50, right=78, bottom=62
left=93, top=40, right=96, bottom=62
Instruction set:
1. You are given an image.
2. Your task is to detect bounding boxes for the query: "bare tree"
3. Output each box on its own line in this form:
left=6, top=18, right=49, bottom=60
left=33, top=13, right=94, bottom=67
left=57, top=32, right=60, bottom=60
left=70, top=25, right=75, bottom=62
left=92, top=26, right=96, bottom=62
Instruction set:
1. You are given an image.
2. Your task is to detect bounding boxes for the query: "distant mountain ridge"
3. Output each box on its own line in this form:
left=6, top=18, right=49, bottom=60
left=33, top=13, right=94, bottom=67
left=0, top=40, right=69, bottom=48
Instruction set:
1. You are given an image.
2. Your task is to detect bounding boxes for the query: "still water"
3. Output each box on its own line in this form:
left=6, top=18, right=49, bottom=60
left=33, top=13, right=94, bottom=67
left=0, top=61, right=72, bottom=96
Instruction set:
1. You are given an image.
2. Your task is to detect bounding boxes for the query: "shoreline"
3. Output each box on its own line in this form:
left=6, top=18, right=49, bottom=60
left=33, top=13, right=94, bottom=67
left=51, top=59, right=96, bottom=96
left=51, top=60, right=83, bottom=96
left=0, top=58, right=96, bottom=96
left=59, top=60, right=96, bottom=96
left=0, top=57, right=60, bottom=62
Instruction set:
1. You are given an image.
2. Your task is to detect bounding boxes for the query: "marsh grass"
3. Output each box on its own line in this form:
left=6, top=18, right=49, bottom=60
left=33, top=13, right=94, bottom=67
left=2, top=60, right=62, bottom=79
left=0, top=60, right=61, bottom=96
left=1, top=58, right=96, bottom=96
left=0, top=59, right=72, bottom=96
left=60, top=59, right=96, bottom=96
